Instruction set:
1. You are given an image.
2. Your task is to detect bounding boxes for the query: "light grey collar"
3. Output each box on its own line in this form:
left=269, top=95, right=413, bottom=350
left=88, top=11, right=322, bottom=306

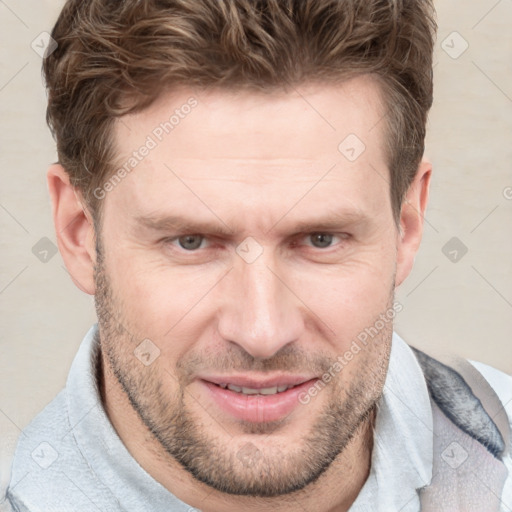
left=66, top=324, right=192, bottom=511
left=68, top=325, right=433, bottom=512
left=349, top=331, right=434, bottom=511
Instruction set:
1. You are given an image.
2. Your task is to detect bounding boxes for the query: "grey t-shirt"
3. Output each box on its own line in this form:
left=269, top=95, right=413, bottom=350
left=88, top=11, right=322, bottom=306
left=2, top=324, right=512, bottom=511
left=3, top=325, right=192, bottom=512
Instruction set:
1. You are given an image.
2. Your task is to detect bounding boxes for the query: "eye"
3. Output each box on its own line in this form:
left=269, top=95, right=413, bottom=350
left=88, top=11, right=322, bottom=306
left=307, top=233, right=337, bottom=248
left=175, top=234, right=205, bottom=250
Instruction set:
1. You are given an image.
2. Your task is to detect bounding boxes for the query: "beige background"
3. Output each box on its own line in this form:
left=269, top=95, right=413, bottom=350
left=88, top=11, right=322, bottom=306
left=1, top=0, right=511, bottom=493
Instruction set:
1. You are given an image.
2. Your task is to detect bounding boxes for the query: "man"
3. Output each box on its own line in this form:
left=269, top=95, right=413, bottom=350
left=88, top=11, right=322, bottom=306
left=2, top=0, right=511, bottom=511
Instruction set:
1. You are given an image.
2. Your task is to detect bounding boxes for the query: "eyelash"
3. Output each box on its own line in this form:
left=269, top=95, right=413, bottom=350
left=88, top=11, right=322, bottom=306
left=163, top=233, right=350, bottom=252
left=297, top=233, right=348, bottom=249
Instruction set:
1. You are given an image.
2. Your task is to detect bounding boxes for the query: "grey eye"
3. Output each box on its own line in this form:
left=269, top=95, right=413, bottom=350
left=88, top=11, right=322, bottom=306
left=178, top=235, right=204, bottom=250
left=309, top=233, right=334, bottom=248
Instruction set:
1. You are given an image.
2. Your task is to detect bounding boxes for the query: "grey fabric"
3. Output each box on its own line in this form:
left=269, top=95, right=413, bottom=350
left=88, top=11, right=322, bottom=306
left=412, top=346, right=506, bottom=458
left=2, top=325, right=511, bottom=512
left=412, top=347, right=509, bottom=511
left=4, top=326, right=192, bottom=512
left=418, top=400, right=508, bottom=511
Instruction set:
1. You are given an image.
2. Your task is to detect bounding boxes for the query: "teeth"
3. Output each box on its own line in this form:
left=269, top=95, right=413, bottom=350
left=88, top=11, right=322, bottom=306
left=242, top=387, right=261, bottom=395
left=223, top=383, right=294, bottom=395
left=256, top=386, right=278, bottom=395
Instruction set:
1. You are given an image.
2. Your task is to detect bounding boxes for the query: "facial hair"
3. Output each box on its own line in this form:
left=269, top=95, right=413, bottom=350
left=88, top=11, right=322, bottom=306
left=93, top=238, right=392, bottom=498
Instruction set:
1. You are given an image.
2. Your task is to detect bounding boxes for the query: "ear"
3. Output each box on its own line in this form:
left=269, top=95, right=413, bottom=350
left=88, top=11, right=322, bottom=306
left=395, top=158, right=432, bottom=287
left=47, top=164, right=97, bottom=295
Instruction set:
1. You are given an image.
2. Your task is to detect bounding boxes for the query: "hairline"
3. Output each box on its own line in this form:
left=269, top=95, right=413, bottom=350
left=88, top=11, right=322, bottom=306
left=85, top=73, right=406, bottom=234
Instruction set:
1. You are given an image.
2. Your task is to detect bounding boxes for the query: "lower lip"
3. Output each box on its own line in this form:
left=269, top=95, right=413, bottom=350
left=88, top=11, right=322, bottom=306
left=201, top=379, right=318, bottom=423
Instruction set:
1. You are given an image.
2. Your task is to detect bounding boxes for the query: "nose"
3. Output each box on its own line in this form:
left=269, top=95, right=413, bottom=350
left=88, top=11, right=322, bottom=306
left=217, top=253, right=304, bottom=359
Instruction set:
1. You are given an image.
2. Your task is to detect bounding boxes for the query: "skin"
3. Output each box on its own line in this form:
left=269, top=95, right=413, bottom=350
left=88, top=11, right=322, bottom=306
left=48, top=76, right=431, bottom=512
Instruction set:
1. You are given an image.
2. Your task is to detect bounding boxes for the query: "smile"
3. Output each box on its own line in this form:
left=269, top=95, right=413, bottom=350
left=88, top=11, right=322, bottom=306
left=199, top=376, right=319, bottom=423
left=217, top=383, right=297, bottom=395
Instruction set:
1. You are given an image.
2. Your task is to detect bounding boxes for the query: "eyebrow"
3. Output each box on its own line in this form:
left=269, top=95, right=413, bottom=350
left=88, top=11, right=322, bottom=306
left=271, top=210, right=372, bottom=234
left=134, top=214, right=234, bottom=237
left=133, top=209, right=372, bottom=238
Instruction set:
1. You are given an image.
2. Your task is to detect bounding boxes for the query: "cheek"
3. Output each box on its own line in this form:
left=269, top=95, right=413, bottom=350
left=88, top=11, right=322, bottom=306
left=108, top=254, right=224, bottom=339
left=287, top=252, right=395, bottom=343
left=104, top=223, right=396, bottom=349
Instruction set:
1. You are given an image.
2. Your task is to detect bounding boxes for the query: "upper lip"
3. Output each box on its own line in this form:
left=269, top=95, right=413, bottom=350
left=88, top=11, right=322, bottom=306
left=200, top=375, right=318, bottom=389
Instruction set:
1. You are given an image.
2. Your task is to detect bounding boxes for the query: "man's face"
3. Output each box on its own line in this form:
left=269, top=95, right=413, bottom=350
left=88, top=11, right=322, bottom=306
left=94, top=77, right=400, bottom=497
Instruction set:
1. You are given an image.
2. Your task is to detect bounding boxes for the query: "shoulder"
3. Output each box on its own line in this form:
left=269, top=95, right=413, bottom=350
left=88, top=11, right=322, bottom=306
left=469, top=360, right=512, bottom=511
left=4, top=389, right=111, bottom=512
left=6, top=388, right=70, bottom=487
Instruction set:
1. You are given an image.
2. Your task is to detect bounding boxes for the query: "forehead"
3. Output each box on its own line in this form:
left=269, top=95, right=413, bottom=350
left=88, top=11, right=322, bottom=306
left=115, top=76, right=386, bottom=159
left=106, top=76, right=391, bottom=224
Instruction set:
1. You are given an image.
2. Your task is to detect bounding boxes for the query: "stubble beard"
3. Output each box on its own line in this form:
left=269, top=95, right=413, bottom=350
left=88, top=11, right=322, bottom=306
left=93, top=240, right=392, bottom=498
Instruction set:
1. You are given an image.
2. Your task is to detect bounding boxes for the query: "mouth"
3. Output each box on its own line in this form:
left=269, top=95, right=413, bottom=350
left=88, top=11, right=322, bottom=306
left=199, top=375, right=319, bottom=423
left=216, top=382, right=299, bottom=395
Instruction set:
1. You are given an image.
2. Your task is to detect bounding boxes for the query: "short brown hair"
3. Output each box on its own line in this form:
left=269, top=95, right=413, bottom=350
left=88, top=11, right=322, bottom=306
left=43, top=0, right=436, bottom=227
